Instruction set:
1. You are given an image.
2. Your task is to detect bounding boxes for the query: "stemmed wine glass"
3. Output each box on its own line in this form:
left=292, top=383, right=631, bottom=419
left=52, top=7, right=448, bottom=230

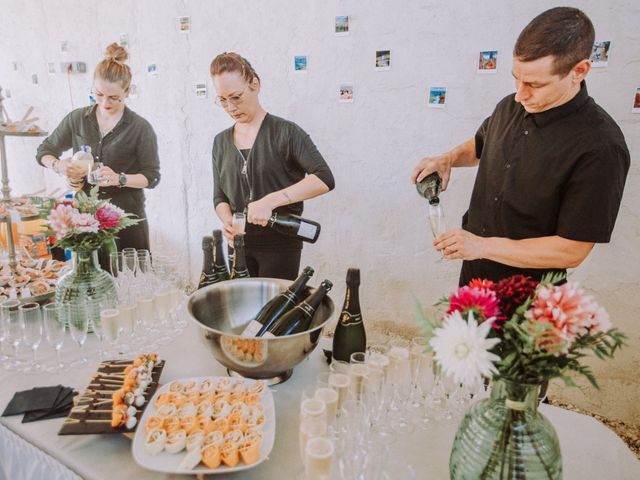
left=122, top=247, right=139, bottom=278
left=428, top=201, right=446, bottom=262
left=43, top=303, right=66, bottom=372
left=20, top=302, right=43, bottom=374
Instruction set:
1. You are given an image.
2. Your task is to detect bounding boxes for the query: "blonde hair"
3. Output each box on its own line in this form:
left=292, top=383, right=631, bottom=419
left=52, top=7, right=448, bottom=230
left=210, top=52, right=260, bottom=84
left=94, top=43, right=132, bottom=90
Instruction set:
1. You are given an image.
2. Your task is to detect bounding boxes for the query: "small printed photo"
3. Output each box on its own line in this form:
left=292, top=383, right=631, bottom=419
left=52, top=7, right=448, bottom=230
left=119, top=33, right=129, bottom=47
left=129, top=83, right=139, bottom=99
left=632, top=87, right=640, bottom=114
left=47, top=62, right=56, bottom=75
left=60, top=41, right=68, bottom=53
left=375, top=50, right=391, bottom=70
left=478, top=50, right=498, bottom=73
left=335, top=15, right=349, bottom=35
left=294, top=55, right=308, bottom=72
left=179, top=16, right=191, bottom=32
left=339, top=84, right=354, bottom=103
left=31, top=74, right=39, bottom=86
left=11, top=61, right=19, bottom=72
left=428, top=86, right=447, bottom=108
left=590, top=41, right=611, bottom=67
left=195, top=83, right=208, bottom=98
left=147, top=63, right=158, bottom=76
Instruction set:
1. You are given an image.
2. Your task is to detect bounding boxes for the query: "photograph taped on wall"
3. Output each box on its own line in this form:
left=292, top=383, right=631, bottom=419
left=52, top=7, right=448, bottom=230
left=47, top=63, right=56, bottom=75
left=60, top=41, right=68, bottom=53
left=294, top=55, right=308, bottom=72
left=428, top=86, right=447, bottom=108
left=376, top=50, right=390, bottom=70
left=119, top=33, right=129, bottom=47
left=147, top=63, right=158, bottom=77
left=339, top=84, right=353, bottom=103
left=478, top=50, right=498, bottom=73
left=31, top=74, right=38, bottom=86
left=195, top=83, right=207, bottom=98
left=11, top=61, right=19, bottom=72
left=335, top=15, right=349, bottom=35
left=129, top=83, right=139, bottom=99
left=178, top=16, right=191, bottom=32
left=590, top=40, right=611, bottom=68
left=632, top=87, right=640, bottom=114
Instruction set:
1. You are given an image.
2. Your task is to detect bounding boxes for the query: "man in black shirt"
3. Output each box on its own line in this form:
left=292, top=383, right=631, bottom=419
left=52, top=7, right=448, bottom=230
left=412, top=7, right=630, bottom=285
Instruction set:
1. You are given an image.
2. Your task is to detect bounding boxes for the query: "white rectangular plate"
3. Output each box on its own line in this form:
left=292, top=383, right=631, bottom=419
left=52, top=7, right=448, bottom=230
left=132, top=376, right=275, bottom=474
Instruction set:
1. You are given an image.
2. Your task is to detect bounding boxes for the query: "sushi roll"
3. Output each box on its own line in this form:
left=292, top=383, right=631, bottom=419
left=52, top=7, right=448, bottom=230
left=164, top=429, right=187, bottom=454
left=144, top=429, right=167, bottom=455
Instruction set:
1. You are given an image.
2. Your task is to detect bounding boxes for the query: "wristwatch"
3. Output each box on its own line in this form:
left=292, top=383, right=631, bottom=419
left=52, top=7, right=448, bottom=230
left=118, top=173, right=127, bottom=188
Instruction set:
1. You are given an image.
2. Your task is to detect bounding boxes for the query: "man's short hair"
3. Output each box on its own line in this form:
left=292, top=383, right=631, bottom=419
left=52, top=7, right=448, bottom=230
left=514, top=7, right=595, bottom=76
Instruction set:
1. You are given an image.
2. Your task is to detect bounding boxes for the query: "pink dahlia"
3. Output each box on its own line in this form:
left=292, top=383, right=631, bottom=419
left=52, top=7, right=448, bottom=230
left=447, top=286, right=501, bottom=324
left=72, top=212, right=100, bottom=233
left=525, top=283, right=611, bottom=353
left=95, top=204, right=124, bottom=229
left=47, top=204, right=79, bottom=238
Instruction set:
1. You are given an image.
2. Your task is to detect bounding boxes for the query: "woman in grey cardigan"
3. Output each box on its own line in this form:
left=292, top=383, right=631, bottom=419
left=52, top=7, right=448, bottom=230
left=210, top=52, right=334, bottom=280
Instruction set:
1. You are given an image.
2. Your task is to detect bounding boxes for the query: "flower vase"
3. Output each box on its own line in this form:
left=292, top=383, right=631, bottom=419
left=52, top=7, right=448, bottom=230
left=55, top=249, right=116, bottom=331
left=449, top=377, right=562, bottom=479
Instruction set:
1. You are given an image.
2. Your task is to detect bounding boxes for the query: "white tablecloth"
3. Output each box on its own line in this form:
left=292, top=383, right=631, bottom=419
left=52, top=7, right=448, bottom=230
left=1, top=323, right=639, bottom=480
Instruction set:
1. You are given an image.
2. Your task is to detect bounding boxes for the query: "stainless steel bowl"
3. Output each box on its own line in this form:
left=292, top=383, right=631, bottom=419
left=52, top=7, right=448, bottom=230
left=187, top=277, right=334, bottom=384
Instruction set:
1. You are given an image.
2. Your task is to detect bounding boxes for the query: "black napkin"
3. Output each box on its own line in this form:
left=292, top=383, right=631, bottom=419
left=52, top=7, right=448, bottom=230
left=2, top=385, right=63, bottom=417
left=22, top=386, right=77, bottom=423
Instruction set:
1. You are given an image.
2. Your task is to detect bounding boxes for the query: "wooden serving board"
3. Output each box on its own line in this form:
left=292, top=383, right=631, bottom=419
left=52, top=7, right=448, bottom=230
left=58, top=359, right=165, bottom=435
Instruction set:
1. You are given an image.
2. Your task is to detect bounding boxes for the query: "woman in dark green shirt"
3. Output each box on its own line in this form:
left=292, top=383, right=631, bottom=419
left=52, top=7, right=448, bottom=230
left=210, top=52, right=334, bottom=280
left=36, top=43, right=160, bottom=257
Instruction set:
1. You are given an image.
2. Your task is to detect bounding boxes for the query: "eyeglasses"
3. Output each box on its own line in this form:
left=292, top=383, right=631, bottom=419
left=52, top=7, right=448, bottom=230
left=214, top=86, right=249, bottom=109
left=91, top=90, right=125, bottom=103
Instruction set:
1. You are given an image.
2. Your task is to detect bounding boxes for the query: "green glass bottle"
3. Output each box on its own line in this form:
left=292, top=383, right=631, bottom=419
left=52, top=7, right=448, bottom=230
left=416, top=172, right=442, bottom=205
left=332, top=268, right=366, bottom=362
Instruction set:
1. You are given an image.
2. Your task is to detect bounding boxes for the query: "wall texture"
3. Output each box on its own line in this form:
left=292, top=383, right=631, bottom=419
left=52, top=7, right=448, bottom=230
left=1, top=0, right=638, bottom=423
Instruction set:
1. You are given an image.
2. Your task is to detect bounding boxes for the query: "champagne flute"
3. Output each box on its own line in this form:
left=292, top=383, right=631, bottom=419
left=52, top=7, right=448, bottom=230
left=20, top=302, right=43, bottom=374
left=68, top=302, right=89, bottom=368
left=43, top=303, right=66, bottom=372
left=429, top=201, right=446, bottom=262
left=122, top=248, right=139, bottom=278
left=2, top=300, right=22, bottom=371
left=232, top=212, right=246, bottom=235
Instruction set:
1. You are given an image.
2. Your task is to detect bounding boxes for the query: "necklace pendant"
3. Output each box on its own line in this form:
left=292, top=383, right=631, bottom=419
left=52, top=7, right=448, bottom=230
left=241, top=163, right=247, bottom=175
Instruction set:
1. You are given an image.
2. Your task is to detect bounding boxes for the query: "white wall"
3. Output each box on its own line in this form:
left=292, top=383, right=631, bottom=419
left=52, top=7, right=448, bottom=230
left=1, top=0, right=639, bottom=420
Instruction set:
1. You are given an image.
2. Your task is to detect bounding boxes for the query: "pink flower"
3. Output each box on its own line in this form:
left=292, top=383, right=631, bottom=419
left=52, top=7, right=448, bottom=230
left=525, top=283, right=611, bottom=352
left=72, top=212, right=100, bottom=233
left=47, top=204, right=79, bottom=238
left=95, top=204, right=124, bottom=229
left=447, top=286, right=501, bottom=324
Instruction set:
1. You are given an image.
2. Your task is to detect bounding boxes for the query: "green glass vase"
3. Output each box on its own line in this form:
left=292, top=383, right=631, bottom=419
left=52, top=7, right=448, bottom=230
left=449, top=377, right=562, bottom=479
left=55, top=249, right=117, bottom=330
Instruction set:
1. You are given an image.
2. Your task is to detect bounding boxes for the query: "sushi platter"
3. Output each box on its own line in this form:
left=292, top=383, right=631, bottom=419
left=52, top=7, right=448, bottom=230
left=132, top=376, right=275, bottom=475
left=58, top=354, right=164, bottom=435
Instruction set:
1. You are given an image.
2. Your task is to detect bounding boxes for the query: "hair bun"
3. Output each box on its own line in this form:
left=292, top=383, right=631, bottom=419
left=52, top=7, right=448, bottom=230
left=104, top=42, right=128, bottom=64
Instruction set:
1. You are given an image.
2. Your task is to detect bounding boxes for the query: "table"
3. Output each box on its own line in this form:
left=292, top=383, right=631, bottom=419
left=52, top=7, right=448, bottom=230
left=1, top=323, right=639, bottom=479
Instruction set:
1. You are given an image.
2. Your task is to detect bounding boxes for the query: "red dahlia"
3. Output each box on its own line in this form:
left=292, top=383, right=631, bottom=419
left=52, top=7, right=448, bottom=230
left=495, top=275, right=539, bottom=321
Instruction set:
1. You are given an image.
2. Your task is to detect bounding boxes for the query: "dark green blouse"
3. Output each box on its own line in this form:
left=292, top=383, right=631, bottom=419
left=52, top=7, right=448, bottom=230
left=36, top=105, right=160, bottom=217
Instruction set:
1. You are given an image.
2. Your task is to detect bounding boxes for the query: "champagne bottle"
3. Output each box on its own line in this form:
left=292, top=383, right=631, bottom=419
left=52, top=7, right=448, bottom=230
left=241, top=266, right=315, bottom=337
left=263, top=280, right=333, bottom=337
left=212, top=229, right=230, bottom=282
left=332, top=268, right=366, bottom=362
left=416, top=172, right=442, bottom=205
left=268, top=213, right=321, bottom=243
left=230, top=234, right=250, bottom=279
left=197, top=236, right=217, bottom=289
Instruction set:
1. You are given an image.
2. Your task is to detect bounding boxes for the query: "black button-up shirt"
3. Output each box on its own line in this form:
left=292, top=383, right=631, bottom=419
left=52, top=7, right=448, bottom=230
left=460, top=82, right=630, bottom=285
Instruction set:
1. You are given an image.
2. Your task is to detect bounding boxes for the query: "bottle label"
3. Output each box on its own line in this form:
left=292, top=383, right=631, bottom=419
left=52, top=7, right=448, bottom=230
left=297, top=221, right=317, bottom=240
left=339, top=311, right=363, bottom=326
left=262, top=331, right=276, bottom=339
left=241, top=320, right=263, bottom=338
left=282, top=289, right=296, bottom=302
left=298, top=301, right=315, bottom=318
